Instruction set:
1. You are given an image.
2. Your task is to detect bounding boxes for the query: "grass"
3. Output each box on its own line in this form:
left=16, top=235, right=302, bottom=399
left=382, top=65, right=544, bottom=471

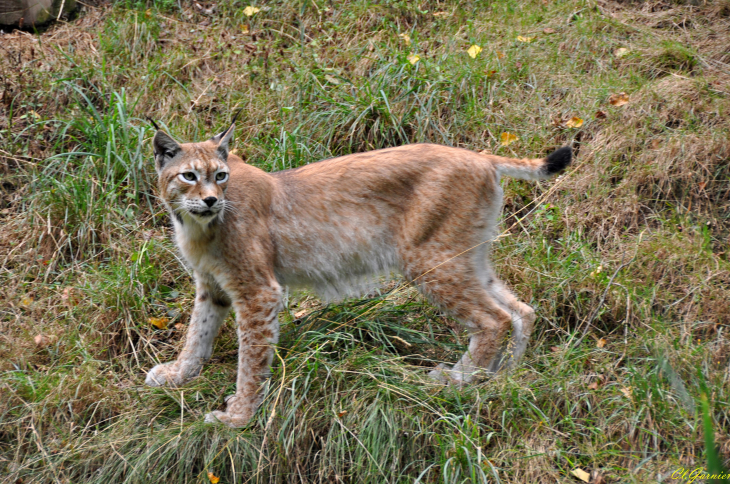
left=1, top=0, right=730, bottom=482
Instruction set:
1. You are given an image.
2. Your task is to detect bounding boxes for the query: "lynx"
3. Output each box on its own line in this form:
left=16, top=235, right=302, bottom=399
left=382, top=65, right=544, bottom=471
left=145, top=119, right=572, bottom=428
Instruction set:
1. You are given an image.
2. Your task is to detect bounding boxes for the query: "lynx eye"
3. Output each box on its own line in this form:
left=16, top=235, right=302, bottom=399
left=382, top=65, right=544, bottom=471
left=215, top=172, right=228, bottom=183
left=179, top=172, right=197, bottom=183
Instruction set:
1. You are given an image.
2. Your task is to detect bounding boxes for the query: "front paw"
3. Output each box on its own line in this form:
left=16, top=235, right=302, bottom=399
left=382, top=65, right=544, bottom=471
left=204, top=395, right=257, bottom=428
left=145, top=362, right=193, bottom=387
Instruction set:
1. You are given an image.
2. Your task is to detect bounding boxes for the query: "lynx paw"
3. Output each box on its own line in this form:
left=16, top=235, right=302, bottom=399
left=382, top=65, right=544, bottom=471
left=428, top=363, right=471, bottom=387
left=204, top=395, right=256, bottom=428
left=204, top=410, right=252, bottom=428
left=428, top=363, right=453, bottom=384
left=145, top=363, right=193, bottom=387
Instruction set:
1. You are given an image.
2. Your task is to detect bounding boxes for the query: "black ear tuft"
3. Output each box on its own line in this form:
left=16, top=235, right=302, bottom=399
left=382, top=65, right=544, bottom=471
left=544, top=146, right=572, bottom=176
left=146, top=116, right=161, bottom=132
left=211, top=113, right=240, bottom=161
left=152, top=131, right=182, bottom=172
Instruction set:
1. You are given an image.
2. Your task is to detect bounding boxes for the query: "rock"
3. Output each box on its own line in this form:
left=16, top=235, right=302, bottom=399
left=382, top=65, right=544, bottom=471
left=0, top=0, right=77, bottom=29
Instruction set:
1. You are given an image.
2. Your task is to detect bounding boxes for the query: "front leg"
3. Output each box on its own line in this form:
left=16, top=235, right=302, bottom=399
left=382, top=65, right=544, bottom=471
left=146, top=273, right=231, bottom=387
left=205, top=282, right=282, bottom=428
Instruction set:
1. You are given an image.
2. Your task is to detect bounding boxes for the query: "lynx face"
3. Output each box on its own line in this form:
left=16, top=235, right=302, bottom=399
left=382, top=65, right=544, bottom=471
left=153, top=128, right=233, bottom=225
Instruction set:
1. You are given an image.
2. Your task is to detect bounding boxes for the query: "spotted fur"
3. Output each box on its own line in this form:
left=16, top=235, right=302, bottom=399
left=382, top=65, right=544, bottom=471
left=144, top=123, right=571, bottom=428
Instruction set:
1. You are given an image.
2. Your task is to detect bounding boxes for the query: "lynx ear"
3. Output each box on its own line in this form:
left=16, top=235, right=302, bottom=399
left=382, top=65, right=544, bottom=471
left=211, top=111, right=241, bottom=161
left=153, top=131, right=182, bottom=173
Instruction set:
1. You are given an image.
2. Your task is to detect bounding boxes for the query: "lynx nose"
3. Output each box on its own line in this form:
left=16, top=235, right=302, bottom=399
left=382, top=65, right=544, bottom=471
left=203, top=196, right=218, bottom=207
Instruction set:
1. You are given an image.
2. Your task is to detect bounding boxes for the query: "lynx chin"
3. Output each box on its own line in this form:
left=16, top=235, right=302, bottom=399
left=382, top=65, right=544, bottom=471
left=145, top=119, right=572, bottom=428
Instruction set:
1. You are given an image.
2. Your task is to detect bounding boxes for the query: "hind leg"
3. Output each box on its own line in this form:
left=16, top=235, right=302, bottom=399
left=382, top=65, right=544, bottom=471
left=484, top=278, right=536, bottom=372
left=410, top=267, right=512, bottom=385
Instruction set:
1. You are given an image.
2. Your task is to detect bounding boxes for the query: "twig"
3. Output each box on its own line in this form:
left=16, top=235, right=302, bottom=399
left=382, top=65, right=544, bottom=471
left=572, top=241, right=641, bottom=348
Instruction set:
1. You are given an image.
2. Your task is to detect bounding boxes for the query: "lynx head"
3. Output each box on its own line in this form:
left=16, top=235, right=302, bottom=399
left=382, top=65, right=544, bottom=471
left=153, top=121, right=236, bottom=226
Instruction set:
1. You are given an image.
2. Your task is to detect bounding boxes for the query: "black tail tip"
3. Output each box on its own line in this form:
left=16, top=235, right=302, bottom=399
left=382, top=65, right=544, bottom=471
left=544, top=146, right=572, bottom=175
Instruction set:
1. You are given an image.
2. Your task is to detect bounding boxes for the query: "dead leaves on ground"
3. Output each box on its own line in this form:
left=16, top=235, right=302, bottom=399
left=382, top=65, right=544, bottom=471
left=500, top=132, right=518, bottom=146
left=148, top=317, right=169, bottom=330
left=571, top=468, right=591, bottom=482
left=609, top=92, right=630, bottom=106
left=467, top=44, right=483, bottom=58
left=566, top=116, right=584, bottom=128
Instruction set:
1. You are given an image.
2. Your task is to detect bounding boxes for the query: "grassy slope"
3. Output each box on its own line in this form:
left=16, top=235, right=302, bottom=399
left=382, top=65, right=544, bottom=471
left=1, top=0, right=730, bottom=482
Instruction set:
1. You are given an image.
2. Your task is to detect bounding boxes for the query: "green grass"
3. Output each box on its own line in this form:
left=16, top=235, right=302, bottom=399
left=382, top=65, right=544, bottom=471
left=1, top=0, right=730, bottom=482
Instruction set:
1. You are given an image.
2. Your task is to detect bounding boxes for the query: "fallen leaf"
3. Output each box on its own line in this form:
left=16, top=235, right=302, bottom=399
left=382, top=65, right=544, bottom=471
left=500, top=132, right=518, bottom=146
left=596, top=338, right=607, bottom=348
left=174, top=323, right=185, bottom=330
left=433, top=11, right=450, bottom=17
left=242, top=5, right=260, bottom=16
left=467, top=44, right=483, bottom=58
left=34, top=334, right=51, bottom=347
left=294, top=309, right=307, bottom=318
left=407, top=54, right=420, bottom=64
left=621, top=387, right=633, bottom=399
left=543, top=27, right=557, bottom=34
left=566, top=116, right=583, bottom=128
left=614, top=47, right=629, bottom=58
left=571, top=468, right=591, bottom=482
left=515, top=61, right=523, bottom=69
left=550, top=346, right=561, bottom=353
left=61, top=287, right=79, bottom=306
left=588, top=381, right=599, bottom=390
left=486, top=69, right=498, bottom=77
left=516, top=35, right=534, bottom=43
left=337, top=410, right=348, bottom=417
left=20, top=295, right=34, bottom=308
left=207, top=472, right=220, bottom=484
left=608, top=92, right=629, bottom=107
left=595, top=110, right=607, bottom=119
left=148, top=317, right=169, bottom=330
left=398, top=33, right=411, bottom=45
left=496, top=51, right=505, bottom=59
left=324, top=74, right=340, bottom=84
left=698, top=181, right=707, bottom=190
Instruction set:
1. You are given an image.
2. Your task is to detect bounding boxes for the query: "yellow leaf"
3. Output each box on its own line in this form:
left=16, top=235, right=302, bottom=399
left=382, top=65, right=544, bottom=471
left=614, top=47, right=629, bottom=58
left=608, top=92, right=629, bottom=107
left=398, top=33, right=411, bottom=45
left=148, top=317, right=169, bottom=330
left=324, top=74, right=340, bottom=85
left=467, top=45, right=483, bottom=59
left=571, top=468, right=591, bottom=482
left=407, top=54, right=420, bottom=65
left=20, top=295, right=34, bottom=308
left=596, top=338, right=607, bottom=348
left=516, top=35, right=534, bottom=43
left=243, top=5, right=260, bottom=16
left=566, top=116, right=583, bottom=128
left=621, top=387, right=633, bottom=399
left=207, top=472, right=220, bottom=484
left=500, top=132, right=518, bottom=146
